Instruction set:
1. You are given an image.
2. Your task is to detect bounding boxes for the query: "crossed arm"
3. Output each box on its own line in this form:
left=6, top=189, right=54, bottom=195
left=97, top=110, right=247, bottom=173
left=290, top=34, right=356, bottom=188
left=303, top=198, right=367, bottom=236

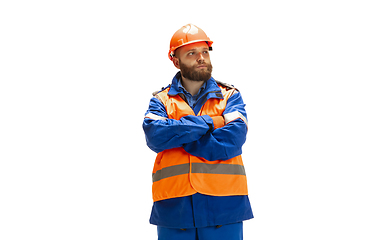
left=142, top=92, right=248, bottom=161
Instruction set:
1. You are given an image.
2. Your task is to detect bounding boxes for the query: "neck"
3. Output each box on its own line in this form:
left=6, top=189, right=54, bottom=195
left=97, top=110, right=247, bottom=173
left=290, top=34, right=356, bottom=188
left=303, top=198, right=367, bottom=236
left=180, top=76, right=205, bottom=96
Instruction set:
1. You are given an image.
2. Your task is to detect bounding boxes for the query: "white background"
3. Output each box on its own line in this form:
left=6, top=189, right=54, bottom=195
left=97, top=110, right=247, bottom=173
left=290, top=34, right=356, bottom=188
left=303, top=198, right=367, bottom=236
left=1, top=0, right=383, bottom=239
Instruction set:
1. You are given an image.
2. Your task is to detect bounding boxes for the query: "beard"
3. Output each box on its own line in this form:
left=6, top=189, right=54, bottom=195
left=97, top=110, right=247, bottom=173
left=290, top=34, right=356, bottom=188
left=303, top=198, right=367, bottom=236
left=179, top=61, right=213, bottom=82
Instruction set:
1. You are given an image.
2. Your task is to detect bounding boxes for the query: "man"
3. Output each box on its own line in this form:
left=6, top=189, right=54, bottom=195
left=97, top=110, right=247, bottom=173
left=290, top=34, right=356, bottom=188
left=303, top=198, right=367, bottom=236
left=143, top=24, right=253, bottom=240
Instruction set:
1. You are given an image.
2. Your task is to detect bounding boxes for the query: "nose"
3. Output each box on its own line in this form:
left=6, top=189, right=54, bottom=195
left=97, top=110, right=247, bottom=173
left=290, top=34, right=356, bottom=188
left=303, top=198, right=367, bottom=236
left=197, top=52, right=205, bottom=62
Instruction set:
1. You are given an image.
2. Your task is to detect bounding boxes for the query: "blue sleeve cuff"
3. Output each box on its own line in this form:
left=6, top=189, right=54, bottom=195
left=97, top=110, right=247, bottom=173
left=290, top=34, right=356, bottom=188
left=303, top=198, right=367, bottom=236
left=200, top=115, right=214, bottom=132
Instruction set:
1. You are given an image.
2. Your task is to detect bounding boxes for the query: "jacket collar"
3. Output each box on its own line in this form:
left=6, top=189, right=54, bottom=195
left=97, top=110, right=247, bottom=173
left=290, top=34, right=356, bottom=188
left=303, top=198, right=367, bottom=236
left=176, top=76, right=207, bottom=96
left=168, top=72, right=223, bottom=99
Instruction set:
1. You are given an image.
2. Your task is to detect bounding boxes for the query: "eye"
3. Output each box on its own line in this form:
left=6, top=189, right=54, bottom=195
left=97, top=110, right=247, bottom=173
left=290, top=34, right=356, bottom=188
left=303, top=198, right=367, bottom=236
left=187, top=52, right=195, bottom=56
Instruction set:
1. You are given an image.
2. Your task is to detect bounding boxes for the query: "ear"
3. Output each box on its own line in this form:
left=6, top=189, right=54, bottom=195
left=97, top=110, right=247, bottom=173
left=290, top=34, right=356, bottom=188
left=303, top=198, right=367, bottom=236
left=172, top=57, right=180, bottom=69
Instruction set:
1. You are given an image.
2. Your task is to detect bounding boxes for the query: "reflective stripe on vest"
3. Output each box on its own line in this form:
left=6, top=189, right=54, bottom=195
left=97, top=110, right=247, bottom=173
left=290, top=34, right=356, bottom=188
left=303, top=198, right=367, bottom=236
left=153, top=162, right=246, bottom=182
left=223, top=111, right=248, bottom=128
left=145, top=112, right=168, bottom=121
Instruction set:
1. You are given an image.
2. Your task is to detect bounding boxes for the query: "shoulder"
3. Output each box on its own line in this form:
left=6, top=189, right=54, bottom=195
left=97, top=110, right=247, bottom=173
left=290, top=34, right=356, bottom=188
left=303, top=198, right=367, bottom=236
left=215, top=80, right=240, bottom=98
left=152, top=84, right=171, bottom=96
left=215, top=80, right=240, bottom=92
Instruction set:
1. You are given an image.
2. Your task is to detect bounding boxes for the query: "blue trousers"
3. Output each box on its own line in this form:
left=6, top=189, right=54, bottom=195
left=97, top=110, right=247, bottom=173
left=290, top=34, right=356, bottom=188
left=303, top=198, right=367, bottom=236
left=157, top=222, right=243, bottom=240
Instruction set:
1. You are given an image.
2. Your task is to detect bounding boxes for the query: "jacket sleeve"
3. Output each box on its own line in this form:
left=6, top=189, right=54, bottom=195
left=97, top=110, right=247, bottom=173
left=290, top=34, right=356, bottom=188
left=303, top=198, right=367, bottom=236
left=142, top=97, right=214, bottom=153
left=182, top=91, right=248, bottom=161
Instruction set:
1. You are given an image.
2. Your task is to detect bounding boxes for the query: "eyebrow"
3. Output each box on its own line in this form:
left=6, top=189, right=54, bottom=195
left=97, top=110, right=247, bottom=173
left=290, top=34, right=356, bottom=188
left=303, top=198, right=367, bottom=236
left=187, top=48, right=209, bottom=52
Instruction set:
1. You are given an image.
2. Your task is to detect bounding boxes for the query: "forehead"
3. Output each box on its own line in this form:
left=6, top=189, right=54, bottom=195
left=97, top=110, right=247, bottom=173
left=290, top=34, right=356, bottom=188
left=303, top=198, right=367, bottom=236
left=179, top=41, right=209, bottom=53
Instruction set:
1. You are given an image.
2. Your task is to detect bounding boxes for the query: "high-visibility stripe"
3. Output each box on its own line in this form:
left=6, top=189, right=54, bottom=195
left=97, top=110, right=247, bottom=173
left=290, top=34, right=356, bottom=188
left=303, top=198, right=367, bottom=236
left=223, top=111, right=248, bottom=127
left=153, top=163, right=246, bottom=182
left=191, top=163, right=246, bottom=175
left=152, top=163, right=190, bottom=182
left=145, top=112, right=168, bottom=121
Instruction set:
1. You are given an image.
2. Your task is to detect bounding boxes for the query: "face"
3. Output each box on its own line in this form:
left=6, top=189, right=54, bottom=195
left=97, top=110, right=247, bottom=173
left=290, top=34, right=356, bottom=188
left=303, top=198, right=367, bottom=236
left=173, top=42, right=213, bottom=82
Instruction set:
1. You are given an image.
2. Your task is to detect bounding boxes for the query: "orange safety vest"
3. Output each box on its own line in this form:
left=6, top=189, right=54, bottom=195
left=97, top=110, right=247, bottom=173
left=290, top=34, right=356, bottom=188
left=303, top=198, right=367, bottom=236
left=151, top=84, right=249, bottom=202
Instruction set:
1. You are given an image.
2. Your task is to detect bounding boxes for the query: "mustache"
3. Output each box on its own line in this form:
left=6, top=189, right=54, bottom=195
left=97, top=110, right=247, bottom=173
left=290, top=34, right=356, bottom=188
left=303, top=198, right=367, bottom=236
left=179, top=61, right=213, bottom=82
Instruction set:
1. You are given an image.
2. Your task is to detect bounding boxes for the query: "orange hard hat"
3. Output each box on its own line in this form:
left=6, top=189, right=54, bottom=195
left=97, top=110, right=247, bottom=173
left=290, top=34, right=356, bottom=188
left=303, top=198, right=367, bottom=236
left=168, top=24, right=213, bottom=60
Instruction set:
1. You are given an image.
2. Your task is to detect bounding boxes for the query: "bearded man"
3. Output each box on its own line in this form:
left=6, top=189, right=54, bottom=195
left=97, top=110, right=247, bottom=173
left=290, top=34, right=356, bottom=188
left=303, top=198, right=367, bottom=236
left=143, top=24, right=253, bottom=240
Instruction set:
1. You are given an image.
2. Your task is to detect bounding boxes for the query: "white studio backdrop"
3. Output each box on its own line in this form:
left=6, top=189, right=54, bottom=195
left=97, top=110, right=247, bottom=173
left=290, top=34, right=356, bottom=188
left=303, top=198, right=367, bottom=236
left=1, top=0, right=383, bottom=239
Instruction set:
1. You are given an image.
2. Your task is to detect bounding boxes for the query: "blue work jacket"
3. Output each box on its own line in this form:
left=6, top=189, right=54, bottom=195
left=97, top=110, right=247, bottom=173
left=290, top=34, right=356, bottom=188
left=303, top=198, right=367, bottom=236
left=143, top=72, right=253, bottom=228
